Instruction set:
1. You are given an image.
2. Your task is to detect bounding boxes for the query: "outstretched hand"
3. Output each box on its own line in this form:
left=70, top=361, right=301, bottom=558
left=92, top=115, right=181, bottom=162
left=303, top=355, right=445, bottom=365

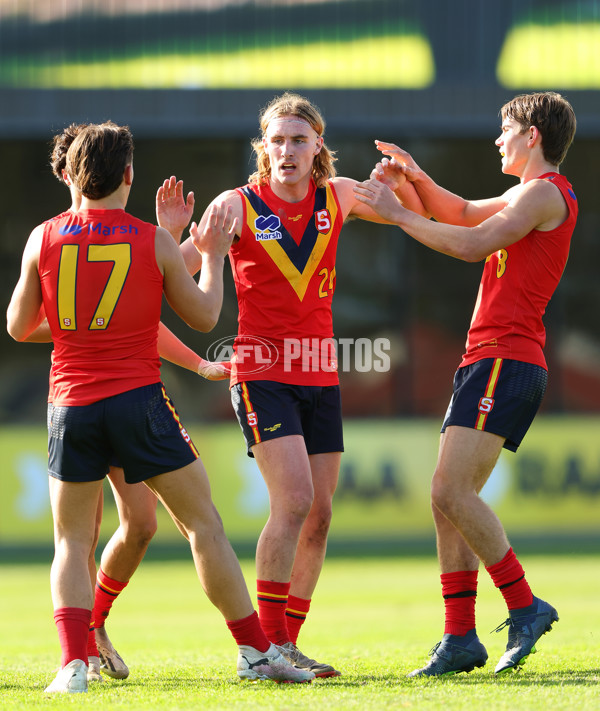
left=197, top=357, right=232, bottom=381
left=156, top=176, right=195, bottom=241
left=370, top=157, right=407, bottom=190
left=190, top=202, right=238, bottom=259
left=375, top=141, right=421, bottom=182
left=353, top=178, right=405, bottom=224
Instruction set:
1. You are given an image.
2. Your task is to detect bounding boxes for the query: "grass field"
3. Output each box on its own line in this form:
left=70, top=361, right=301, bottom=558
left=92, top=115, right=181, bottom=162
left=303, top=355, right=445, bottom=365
left=1, top=554, right=599, bottom=710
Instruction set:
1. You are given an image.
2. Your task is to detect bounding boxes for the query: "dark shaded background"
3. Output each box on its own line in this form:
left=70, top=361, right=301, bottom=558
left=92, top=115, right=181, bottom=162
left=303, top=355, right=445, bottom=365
left=2, top=0, right=599, bottom=424
left=2, top=132, right=598, bottom=425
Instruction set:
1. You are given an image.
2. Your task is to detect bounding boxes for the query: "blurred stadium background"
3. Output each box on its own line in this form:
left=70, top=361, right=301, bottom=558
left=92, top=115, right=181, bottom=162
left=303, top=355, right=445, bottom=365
left=1, top=0, right=600, bottom=557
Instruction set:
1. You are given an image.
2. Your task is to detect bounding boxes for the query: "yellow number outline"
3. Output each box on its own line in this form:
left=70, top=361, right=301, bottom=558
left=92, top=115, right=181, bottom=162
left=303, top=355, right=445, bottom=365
left=496, top=249, right=508, bottom=278
left=57, top=243, right=132, bottom=331
left=318, top=266, right=336, bottom=298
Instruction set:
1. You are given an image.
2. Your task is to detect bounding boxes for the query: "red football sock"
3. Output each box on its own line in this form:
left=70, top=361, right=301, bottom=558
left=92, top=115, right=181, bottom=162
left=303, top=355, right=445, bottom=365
left=257, top=579, right=290, bottom=645
left=226, top=611, right=270, bottom=653
left=441, top=570, right=478, bottom=636
left=485, top=547, right=533, bottom=611
left=54, top=607, right=91, bottom=668
left=86, top=626, right=99, bottom=658
left=285, top=595, right=311, bottom=645
left=92, top=569, right=128, bottom=629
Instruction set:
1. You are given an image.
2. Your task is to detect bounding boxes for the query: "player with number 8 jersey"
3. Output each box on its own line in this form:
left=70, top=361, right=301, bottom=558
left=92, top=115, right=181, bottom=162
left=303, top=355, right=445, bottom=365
left=353, top=91, right=577, bottom=677
left=462, top=172, right=577, bottom=369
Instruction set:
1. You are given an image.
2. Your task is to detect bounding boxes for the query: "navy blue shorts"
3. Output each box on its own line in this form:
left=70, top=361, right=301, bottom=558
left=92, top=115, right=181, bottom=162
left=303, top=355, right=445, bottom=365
left=47, top=382, right=199, bottom=483
left=441, top=358, right=547, bottom=452
left=231, top=381, right=344, bottom=457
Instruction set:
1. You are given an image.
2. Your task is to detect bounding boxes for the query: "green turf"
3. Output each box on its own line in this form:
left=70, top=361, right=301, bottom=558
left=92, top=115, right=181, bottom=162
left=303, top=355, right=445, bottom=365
left=1, top=555, right=599, bottom=709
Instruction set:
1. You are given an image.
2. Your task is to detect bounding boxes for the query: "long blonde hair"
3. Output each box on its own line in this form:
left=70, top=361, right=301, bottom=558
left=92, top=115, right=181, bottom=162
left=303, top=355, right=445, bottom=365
left=249, top=92, right=337, bottom=187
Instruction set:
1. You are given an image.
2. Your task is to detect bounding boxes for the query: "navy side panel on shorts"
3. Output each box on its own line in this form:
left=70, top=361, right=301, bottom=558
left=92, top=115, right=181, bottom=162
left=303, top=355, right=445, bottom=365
left=231, top=381, right=343, bottom=457
left=441, top=358, right=547, bottom=452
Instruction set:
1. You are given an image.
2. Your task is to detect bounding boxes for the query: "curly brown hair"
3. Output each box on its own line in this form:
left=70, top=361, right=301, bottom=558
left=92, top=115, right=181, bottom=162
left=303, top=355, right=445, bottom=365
left=50, top=123, right=90, bottom=183
left=248, top=92, right=337, bottom=187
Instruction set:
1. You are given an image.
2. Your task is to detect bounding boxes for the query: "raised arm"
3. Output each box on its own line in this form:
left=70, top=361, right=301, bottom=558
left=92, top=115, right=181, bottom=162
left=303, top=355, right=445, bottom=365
left=156, top=175, right=195, bottom=244
left=157, top=202, right=237, bottom=331
left=353, top=177, right=563, bottom=262
left=374, top=141, right=511, bottom=226
left=329, top=171, right=429, bottom=226
left=179, top=189, right=243, bottom=276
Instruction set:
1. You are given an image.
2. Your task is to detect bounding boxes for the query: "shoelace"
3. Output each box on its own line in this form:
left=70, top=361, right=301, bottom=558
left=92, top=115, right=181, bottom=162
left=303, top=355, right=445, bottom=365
left=492, top=609, right=547, bottom=635
left=492, top=618, right=512, bottom=634
left=428, top=641, right=442, bottom=657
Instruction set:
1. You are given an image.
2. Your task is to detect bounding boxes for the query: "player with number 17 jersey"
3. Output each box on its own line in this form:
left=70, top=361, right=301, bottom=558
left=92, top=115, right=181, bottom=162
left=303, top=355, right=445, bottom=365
left=229, top=179, right=343, bottom=386
left=38, top=208, right=163, bottom=407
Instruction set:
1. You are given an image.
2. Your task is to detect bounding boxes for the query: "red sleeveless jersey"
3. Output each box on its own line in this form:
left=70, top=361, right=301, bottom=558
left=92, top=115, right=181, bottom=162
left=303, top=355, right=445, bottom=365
left=229, top=180, right=343, bottom=386
left=462, top=173, right=578, bottom=369
left=39, top=208, right=163, bottom=405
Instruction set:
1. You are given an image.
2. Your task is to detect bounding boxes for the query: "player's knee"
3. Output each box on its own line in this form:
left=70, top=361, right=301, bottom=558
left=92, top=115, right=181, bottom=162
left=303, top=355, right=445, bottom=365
left=309, top=498, right=333, bottom=532
left=304, top=508, right=332, bottom=547
left=133, top=521, right=157, bottom=548
left=281, top=488, right=314, bottom=524
left=430, top=473, right=455, bottom=517
left=124, top=515, right=158, bottom=549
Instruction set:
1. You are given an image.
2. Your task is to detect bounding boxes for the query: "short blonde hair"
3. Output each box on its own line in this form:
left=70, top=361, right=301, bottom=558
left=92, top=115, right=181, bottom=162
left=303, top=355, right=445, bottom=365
left=249, top=92, right=337, bottom=187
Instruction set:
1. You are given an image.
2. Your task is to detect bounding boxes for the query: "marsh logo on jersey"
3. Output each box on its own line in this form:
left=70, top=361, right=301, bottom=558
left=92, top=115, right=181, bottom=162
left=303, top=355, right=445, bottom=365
left=254, top=214, right=282, bottom=241
left=478, top=397, right=495, bottom=414
left=58, top=224, right=83, bottom=236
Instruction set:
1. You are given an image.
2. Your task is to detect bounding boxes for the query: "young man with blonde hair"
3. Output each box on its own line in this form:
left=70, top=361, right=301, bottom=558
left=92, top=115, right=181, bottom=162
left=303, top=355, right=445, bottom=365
left=167, top=92, right=424, bottom=677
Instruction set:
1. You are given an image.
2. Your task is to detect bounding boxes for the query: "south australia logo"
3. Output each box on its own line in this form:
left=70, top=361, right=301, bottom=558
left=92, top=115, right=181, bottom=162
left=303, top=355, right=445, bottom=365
left=478, top=397, right=494, bottom=414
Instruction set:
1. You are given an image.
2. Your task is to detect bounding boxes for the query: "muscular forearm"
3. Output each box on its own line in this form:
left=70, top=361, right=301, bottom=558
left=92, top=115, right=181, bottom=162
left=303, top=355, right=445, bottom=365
left=393, top=180, right=430, bottom=218
left=195, top=254, right=225, bottom=329
left=411, top=172, right=473, bottom=226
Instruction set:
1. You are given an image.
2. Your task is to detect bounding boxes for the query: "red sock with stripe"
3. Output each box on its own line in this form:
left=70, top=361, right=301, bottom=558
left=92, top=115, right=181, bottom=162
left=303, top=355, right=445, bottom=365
left=257, top=579, right=290, bottom=645
left=92, top=569, right=128, bottom=629
left=226, top=611, right=270, bottom=653
left=441, top=570, right=478, bottom=636
left=285, top=595, right=311, bottom=645
left=485, top=547, right=533, bottom=611
left=54, top=607, right=91, bottom=667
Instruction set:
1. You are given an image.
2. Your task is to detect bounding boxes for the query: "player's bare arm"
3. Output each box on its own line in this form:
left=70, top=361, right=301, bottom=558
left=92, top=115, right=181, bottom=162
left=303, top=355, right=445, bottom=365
left=23, top=316, right=52, bottom=342
left=330, top=176, right=425, bottom=225
left=156, top=175, right=195, bottom=244
left=353, top=176, right=565, bottom=262
left=6, top=225, right=45, bottom=341
left=179, top=189, right=242, bottom=276
left=370, top=157, right=431, bottom=218
left=156, top=209, right=232, bottom=332
left=157, top=322, right=231, bottom=381
left=375, top=140, right=510, bottom=227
